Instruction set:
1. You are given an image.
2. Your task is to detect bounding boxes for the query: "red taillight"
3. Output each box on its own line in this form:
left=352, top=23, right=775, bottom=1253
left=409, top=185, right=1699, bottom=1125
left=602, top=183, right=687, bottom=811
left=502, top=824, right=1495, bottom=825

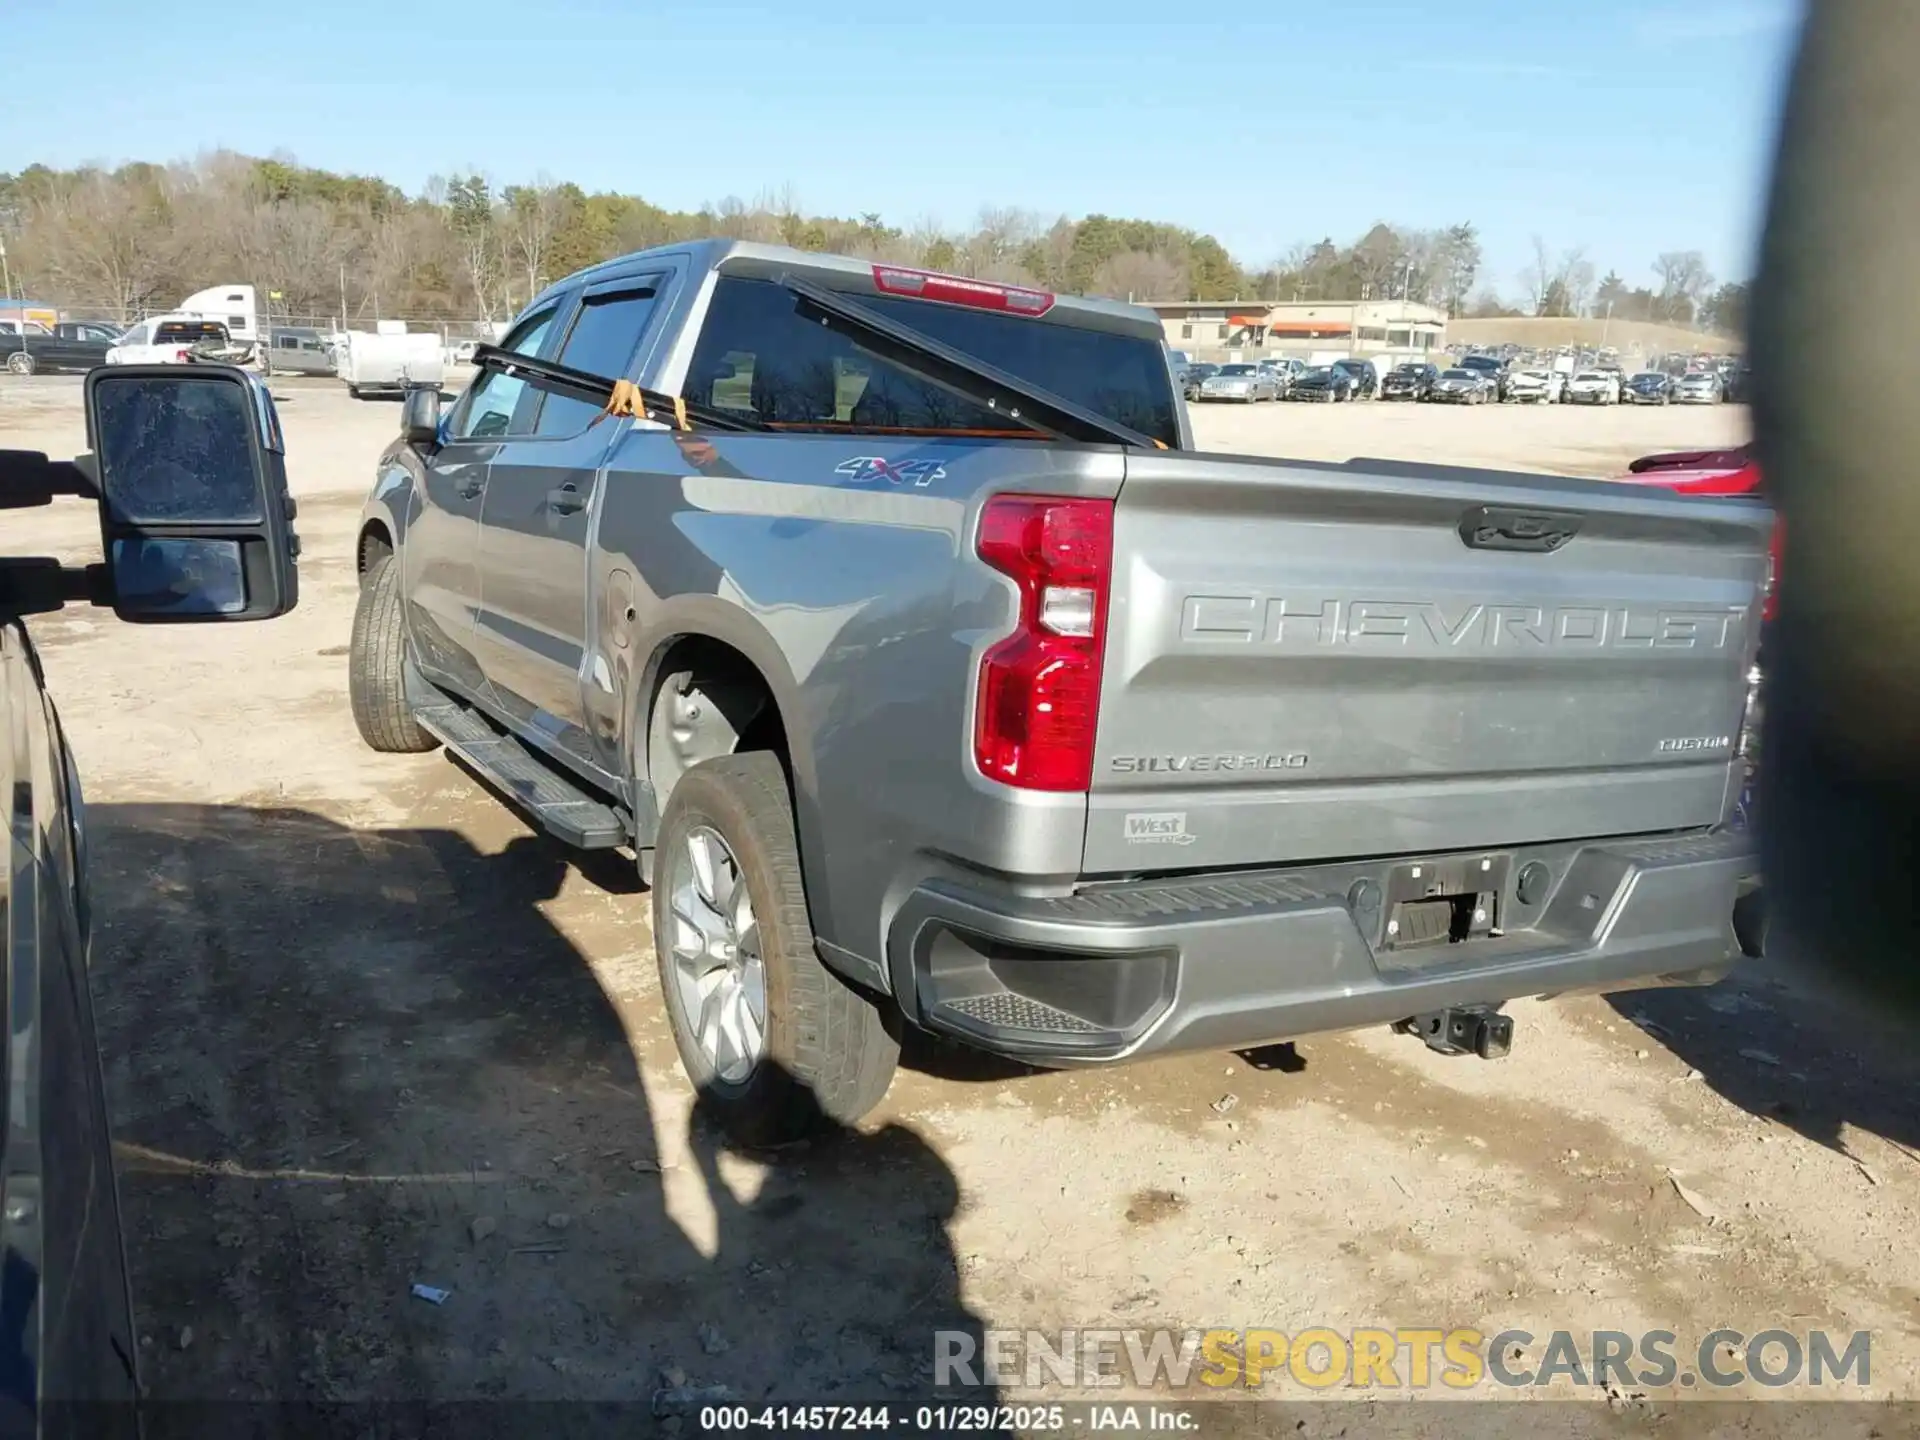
left=173, top=348, right=190, bottom=363
left=973, top=494, right=1113, bottom=791
left=872, top=264, right=1055, bottom=317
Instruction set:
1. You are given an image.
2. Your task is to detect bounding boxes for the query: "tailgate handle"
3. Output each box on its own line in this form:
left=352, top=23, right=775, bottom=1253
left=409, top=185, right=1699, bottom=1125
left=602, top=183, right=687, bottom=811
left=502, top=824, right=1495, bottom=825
left=1459, top=505, right=1582, bottom=553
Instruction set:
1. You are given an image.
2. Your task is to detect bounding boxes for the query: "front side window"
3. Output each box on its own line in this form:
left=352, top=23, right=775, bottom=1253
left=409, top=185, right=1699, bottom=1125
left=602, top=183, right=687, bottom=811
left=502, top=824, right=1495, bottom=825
left=449, top=305, right=560, bottom=440
left=532, top=283, right=662, bottom=437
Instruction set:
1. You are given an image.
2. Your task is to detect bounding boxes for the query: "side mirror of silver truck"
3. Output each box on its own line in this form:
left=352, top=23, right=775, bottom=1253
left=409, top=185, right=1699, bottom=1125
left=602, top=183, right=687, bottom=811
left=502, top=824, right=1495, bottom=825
left=84, top=364, right=300, bottom=623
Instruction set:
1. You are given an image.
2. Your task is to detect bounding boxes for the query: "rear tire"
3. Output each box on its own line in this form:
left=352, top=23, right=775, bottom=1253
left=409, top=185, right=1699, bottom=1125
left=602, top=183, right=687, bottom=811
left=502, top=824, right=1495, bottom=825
left=654, top=753, right=899, bottom=1144
left=6, top=351, right=34, bottom=375
left=348, top=554, right=440, bottom=754
left=1732, top=888, right=1768, bottom=958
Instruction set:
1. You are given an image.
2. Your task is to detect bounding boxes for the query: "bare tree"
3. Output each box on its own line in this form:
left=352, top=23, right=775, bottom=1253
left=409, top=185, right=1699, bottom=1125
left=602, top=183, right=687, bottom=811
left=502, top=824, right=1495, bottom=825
left=1089, top=249, right=1187, bottom=302
left=30, top=171, right=171, bottom=319
left=1521, top=233, right=1554, bottom=314
left=964, top=206, right=1040, bottom=277
left=1652, top=249, right=1714, bottom=323
left=1562, top=250, right=1597, bottom=317
left=502, top=176, right=564, bottom=300
left=1349, top=222, right=1408, bottom=301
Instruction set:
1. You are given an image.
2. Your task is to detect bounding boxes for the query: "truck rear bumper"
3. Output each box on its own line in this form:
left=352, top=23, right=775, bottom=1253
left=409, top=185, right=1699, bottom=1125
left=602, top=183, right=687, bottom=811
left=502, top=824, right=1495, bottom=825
left=887, top=830, right=1756, bottom=1065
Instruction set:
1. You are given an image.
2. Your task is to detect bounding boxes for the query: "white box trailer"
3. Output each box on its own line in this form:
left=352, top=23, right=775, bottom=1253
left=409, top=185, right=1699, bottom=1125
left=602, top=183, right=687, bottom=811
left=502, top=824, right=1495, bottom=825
left=337, top=330, right=444, bottom=398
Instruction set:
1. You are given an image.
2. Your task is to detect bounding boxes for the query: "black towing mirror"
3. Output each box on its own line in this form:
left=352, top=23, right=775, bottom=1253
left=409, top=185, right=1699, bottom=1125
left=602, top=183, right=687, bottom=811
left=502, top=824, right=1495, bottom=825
left=84, top=364, right=299, bottom=623
left=400, top=383, right=442, bottom=448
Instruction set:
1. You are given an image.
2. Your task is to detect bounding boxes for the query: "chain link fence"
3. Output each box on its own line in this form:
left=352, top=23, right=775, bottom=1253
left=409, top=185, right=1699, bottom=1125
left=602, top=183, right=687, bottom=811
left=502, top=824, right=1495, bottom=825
left=8, top=297, right=499, bottom=345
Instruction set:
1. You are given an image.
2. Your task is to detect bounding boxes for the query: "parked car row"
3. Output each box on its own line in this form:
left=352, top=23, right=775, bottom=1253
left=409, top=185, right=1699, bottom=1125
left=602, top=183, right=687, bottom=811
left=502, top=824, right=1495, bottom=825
left=1179, top=354, right=1739, bottom=410
left=1181, top=355, right=1386, bottom=403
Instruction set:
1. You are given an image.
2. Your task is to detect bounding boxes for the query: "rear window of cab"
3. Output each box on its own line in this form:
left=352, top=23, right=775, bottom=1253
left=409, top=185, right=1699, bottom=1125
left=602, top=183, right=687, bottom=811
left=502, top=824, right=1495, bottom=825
left=684, top=276, right=1181, bottom=447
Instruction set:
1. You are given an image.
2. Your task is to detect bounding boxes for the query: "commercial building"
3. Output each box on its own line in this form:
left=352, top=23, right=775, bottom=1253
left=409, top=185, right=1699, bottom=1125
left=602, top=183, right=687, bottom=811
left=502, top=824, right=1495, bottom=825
left=1150, top=299, right=1448, bottom=364
left=0, top=299, right=62, bottom=331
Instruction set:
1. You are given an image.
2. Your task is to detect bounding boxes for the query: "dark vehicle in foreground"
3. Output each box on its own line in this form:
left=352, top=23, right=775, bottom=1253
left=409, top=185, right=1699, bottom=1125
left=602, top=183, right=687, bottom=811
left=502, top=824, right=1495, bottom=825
left=0, top=366, right=301, bottom=1430
left=1379, top=363, right=1437, bottom=401
left=2, top=323, right=123, bottom=376
left=350, top=240, right=1766, bottom=1144
left=1622, top=372, right=1674, bottom=405
left=1285, top=364, right=1354, bottom=401
left=1332, top=357, right=1377, bottom=399
left=1428, top=367, right=1492, bottom=404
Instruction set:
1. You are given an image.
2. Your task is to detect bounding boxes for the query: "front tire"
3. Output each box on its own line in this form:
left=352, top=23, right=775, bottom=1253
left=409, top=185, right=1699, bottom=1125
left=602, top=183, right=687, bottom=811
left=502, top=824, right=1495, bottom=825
left=348, top=553, right=440, bottom=754
left=655, top=753, right=899, bottom=1144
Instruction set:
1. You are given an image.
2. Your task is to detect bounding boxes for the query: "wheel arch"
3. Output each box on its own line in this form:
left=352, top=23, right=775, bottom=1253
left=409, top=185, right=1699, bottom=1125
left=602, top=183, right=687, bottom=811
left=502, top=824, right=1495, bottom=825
left=356, top=516, right=395, bottom=576
left=627, top=608, right=840, bottom=939
left=628, top=609, right=811, bottom=807
left=357, top=460, right=417, bottom=578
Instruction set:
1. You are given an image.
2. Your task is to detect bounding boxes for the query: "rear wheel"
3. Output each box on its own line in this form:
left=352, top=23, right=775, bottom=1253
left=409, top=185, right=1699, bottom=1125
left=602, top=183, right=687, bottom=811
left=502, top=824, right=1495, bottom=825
left=1732, top=889, right=1768, bottom=958
left=348, top=553, right=439, bottom=754
left=6, top=351, right=34, bottom=375
left=654, top=753, right=899, bottom=1144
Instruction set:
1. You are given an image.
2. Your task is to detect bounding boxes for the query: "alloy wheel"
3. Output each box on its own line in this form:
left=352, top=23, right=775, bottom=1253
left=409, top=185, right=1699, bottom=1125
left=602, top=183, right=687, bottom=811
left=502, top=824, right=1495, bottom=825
left=667, top=824, right=768, bottom=1084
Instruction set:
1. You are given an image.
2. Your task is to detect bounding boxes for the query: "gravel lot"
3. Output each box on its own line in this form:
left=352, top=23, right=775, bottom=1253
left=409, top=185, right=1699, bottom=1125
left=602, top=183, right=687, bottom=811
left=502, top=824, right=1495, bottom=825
left=5, top=375, right=1915, bottom=1428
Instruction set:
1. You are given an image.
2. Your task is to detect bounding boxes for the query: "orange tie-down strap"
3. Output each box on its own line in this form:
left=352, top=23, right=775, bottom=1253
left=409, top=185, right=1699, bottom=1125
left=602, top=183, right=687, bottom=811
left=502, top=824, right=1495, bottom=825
left=600, top=379, right=689, bottom=431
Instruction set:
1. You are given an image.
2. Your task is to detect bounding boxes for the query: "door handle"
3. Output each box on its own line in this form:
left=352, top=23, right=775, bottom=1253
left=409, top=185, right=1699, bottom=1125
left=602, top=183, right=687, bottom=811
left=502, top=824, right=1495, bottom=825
left=456, top=478, right=484, bottom=500
left=547, top=484, right=586, bottom=514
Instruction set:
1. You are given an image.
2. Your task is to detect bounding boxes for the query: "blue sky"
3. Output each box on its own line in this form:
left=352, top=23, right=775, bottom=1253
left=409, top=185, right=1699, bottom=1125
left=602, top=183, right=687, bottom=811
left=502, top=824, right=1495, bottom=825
left=2, top=0, right=1801, bottom=297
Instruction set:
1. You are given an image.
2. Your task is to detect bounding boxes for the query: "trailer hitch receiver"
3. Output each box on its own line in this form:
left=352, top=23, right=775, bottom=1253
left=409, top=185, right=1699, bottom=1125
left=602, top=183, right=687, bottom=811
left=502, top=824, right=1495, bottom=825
left=1397, top=1007, right=1514, bottom=1059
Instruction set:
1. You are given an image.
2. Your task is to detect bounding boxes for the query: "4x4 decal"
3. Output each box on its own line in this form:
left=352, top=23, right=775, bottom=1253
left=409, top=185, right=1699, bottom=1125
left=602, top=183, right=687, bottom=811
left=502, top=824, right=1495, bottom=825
left=834, top=456, right=947, bottom=488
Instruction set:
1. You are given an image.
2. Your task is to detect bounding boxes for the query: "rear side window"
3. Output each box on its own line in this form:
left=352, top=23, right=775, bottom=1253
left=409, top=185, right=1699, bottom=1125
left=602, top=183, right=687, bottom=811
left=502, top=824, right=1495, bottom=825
left=684, top=276, right=1180, bottom=446
left=533, top=283, right=662, bottom=437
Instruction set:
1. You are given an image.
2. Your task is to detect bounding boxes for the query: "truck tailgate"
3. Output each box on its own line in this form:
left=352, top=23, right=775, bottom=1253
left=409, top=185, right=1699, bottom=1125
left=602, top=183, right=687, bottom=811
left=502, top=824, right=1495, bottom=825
left=1086, top=453, right=1771, bottom=874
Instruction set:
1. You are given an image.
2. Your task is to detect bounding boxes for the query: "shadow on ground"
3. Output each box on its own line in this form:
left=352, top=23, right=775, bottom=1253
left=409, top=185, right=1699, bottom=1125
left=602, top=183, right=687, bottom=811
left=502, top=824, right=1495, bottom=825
left=1606, top=937, right=1920, bottom=1161
left=85, top=803, right=991, bottom=1433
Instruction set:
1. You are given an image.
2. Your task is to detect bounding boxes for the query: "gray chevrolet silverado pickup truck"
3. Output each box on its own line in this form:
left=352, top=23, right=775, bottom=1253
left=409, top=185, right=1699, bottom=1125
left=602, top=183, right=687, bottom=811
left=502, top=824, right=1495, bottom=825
left=350, top=240, right=1768, bottom=1142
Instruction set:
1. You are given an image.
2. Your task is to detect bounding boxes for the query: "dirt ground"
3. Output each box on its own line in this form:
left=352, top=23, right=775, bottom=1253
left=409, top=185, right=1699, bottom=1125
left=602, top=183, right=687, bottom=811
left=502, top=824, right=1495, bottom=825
left=5, top=374, right=1916, bottom=1430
